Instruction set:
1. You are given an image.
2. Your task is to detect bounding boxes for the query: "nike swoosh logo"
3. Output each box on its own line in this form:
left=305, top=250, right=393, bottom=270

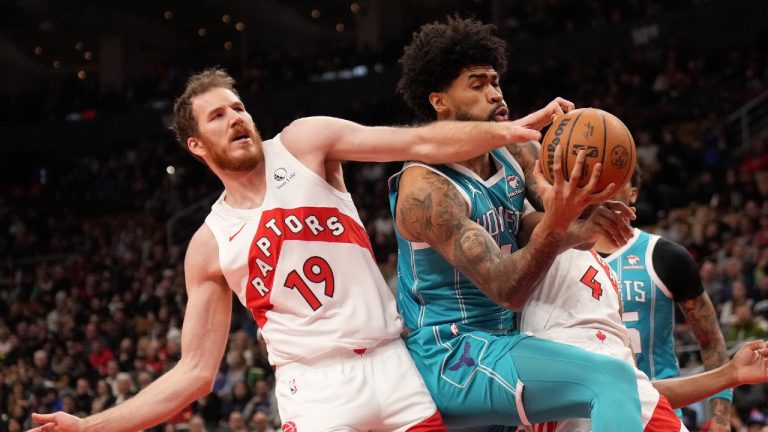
left=229, top=223, right=246, bottom=241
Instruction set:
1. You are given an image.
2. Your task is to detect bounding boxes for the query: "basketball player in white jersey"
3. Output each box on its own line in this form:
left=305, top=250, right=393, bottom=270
left=520, top=246, right=768, bottom=432
left=28, top=68, right=573, bottom=432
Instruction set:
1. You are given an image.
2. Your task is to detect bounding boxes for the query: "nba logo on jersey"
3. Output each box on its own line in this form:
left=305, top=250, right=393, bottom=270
left=506, top=175, right=523, bottom=197
left=289, top=379, right=297, bottom=394
left=282, top=421, right=298, bottom=432
left=624, top=254, right=644, bottom=269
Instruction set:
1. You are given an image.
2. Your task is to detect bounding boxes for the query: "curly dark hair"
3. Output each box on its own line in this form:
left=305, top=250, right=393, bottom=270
left=397, top=16, right=508, bottom=120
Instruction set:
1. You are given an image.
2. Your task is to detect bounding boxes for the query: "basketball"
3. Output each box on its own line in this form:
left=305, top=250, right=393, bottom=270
left=540, top=108, right=636, bottom=193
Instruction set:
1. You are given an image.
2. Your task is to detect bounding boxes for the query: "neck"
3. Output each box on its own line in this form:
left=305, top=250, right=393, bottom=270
left=440, top=115, right=495, bottom=179
left=457, top=153, right=494, bottom=179
left=216, top=164, right=267, bottom=209
left=594, top=235, right=621, bottom=254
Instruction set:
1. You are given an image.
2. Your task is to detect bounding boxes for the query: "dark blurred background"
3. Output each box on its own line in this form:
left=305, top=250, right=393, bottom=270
left=2, top=1, right=768, bottom=431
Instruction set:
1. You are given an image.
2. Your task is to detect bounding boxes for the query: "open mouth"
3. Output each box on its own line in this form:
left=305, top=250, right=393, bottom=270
left=230, top=131, right=251, bottom=143
left=494, top=106, right=509, bottom=122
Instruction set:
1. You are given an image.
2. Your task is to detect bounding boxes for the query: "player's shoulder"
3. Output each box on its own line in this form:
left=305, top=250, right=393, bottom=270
left=652, top=237, right=694, bottom=264
left=185, top=224, right=221, bottom=273
left=400, top=163, right=439, bottom=181
left=280, top=116, right=354, bottom=159
left=504, top=140, right=540, bottom=173
left=281, top=116, right=349, bottom=142
left=398, top=164, right=460, bottom=197
left=649, top=235, right=703, bottom=300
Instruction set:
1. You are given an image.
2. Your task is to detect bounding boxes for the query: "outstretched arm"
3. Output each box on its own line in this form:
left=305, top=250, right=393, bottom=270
left=652, top=340, right=768, bottom=409
left=29, top=226, right=233, bottom=432
left=281, top=116, right=541, bottom=165
left=394, top=147, right=615, bottom=310
left=280, top=97, right=576, bottom=166
left=505, top=97, right=576, bottom=210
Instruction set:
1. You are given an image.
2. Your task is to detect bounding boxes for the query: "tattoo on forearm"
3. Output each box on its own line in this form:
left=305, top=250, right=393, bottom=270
left=710, top=398, right=730, bottom=429
left=454, top=226, right=495, bottom=270
left=459, top=226, right=563, bottom=306
left=525, top=177, right=544, bottom=212
left=509, top=141, right=544, bottom=211
left=679, top=295, right=729, bottom=369
left=680, top=296, right=731, bottom=427
left=400, top=168, right=563, bottom=307
left=487, top=228, right=564, bottom=305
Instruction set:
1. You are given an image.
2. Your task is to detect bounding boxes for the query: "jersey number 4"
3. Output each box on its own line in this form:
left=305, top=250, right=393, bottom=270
left=580, top=266, right=603, bottom=300
left=284, top=256, right=335, bottom=310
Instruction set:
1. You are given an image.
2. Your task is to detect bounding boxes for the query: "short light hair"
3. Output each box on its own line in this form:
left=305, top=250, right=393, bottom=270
left=171, top=67, right=239, bottom=151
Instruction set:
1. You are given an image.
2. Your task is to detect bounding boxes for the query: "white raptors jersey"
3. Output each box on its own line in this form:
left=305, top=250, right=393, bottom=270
left=519, top=249, right=631, bottom=349
left=204, top=135, right=402, bottom=366
left=524, top=249, right=686, bottom=432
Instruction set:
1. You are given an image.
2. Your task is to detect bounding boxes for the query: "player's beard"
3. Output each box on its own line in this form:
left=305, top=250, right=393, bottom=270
left=455, top=105, right=502, bottom=122
left=204, top=127, right=263, bottom=172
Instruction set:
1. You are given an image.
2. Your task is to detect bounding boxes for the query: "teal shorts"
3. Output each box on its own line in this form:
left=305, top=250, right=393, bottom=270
left=406, top=324, right=643, bottom=432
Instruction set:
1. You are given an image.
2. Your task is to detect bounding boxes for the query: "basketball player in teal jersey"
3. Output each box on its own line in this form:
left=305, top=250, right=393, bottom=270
left=390, top=17, right=644, bottom=431
left=595, top=170, right=733, bottom=430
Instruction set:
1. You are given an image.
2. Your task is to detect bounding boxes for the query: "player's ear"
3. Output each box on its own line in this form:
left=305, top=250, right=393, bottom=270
left=188, top=137, right=205, bottom=157
left=629, top=186, right=639, bottom=205
left=429, top=92, right=448, bottom=114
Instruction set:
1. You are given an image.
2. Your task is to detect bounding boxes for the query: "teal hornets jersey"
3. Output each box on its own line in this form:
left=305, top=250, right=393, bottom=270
left=388, top=148, right=531, bottom=333
left=605, top=228, right=679, bottom=380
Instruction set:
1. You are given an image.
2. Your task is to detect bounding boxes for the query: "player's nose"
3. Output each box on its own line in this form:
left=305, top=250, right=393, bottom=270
left=488, top=87, right=503, bottom=103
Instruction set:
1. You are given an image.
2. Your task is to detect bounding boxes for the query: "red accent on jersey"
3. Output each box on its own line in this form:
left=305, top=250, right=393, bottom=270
left=281, top=421, right=298, bottom=432
left=406, top=411, right=446, bottom=431
left=284, top=268, right=323, bottom=310
left=353, top=348, right=367, bottom=356
left=643, top=395, right=682, bottom=432
left=302, top=256, right=335, bottom=297
left=580, top=266, right=604, bottom=300
left=590, top=249, right=620, bottom=294
left=246, top=207, right=375, bottom=328
left=229, top=222, right=247, bottom=241
left=532, top=421, right=558, bottom=432
left=596, top=329, right=607, bottom=342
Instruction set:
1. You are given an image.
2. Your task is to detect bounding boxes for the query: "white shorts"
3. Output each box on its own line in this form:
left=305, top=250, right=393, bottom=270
left=274, top=338, right=443, bottom=432
left=527, top=328, right=686, bottom=432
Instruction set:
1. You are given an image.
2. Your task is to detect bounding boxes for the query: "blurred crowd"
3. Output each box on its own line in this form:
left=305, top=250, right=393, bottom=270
left=3, top=2, right=768, bottom=431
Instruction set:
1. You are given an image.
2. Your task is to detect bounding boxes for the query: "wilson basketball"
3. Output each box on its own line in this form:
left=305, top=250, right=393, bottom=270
left=540, top=108, right=636, bottom=193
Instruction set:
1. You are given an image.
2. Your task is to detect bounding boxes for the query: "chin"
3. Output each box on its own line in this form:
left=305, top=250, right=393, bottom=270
left=227, top=159, right=260, bottom=172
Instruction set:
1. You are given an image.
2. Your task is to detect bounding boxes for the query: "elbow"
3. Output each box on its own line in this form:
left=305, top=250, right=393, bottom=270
left=503, top=300, right=525, bottom=313
left=181, top=362, right=217, bottom=399
left=488, top=281, right=525, bottom=312
left=193, top=369, right=217, bottom=397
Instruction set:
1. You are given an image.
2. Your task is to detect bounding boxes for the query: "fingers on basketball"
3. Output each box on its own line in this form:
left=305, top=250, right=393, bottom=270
left=540, top=108, right=636, bottom=195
